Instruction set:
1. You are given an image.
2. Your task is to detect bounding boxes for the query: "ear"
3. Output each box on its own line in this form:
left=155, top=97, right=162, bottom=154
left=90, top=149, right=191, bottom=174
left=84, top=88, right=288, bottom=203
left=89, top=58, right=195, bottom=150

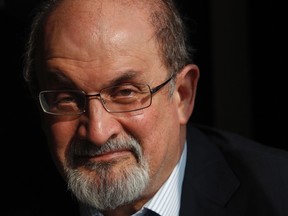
left=175, top=64, right=200, bottom=125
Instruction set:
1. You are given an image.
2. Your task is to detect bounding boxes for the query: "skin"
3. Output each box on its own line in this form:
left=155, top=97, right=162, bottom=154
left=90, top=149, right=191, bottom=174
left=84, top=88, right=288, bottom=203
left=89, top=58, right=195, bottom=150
left=36, top=0, right=199, bottom=215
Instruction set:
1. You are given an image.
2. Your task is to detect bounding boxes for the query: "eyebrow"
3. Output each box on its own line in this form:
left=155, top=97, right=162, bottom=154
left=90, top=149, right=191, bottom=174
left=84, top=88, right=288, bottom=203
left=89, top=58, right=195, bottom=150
left=44, top=69, right=143, bottom=90
left=46, top=71, right=75, bottom=86
left=104, top=70, right=142, bottom=86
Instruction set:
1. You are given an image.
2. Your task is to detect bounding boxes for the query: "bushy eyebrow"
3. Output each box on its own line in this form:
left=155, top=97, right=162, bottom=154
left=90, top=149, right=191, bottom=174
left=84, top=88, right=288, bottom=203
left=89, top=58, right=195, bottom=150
left=43, top=69, right=144, bottom=90
left=50, top=71, right=71, bottom=82
left=42, top=70, right=77, bottom=89
left=107, top=70, right=138, bottom=86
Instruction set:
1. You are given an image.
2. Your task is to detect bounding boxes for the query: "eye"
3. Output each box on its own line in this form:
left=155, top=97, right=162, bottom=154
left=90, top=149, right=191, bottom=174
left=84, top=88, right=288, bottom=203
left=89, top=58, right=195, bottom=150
left=48, top=91, right=84, bottom=113
left=108, top=84, right=141, bottom=98
left=102, top=84, right=149, bottom=106
left=53, top=92, right=77, bottom=104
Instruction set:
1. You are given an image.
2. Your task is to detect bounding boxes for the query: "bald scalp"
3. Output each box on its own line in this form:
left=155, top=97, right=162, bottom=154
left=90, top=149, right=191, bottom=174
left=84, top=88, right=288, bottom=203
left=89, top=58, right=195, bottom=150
left=46, top=0, right=168, bottom=36
left=42, top=0, right=164, bottom=64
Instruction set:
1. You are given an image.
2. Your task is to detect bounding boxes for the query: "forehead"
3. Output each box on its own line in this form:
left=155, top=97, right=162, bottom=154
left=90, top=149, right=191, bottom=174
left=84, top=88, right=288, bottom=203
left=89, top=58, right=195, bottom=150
left=37, top=0, right=167, bottom=89
left=43, top=0, right=158, bottom=56
left=40, top=0, right=163, bottom=68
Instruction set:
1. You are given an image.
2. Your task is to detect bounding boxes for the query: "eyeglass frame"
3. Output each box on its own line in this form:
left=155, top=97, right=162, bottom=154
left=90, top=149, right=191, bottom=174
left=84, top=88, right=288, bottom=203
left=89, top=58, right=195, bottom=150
left=38, top=75, right=175, bottom=115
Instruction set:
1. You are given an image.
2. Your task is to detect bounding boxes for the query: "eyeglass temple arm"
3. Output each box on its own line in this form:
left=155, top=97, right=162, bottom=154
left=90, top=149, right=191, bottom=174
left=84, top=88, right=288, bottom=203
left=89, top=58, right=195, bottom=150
left=150, top=76, right=174, bottom=95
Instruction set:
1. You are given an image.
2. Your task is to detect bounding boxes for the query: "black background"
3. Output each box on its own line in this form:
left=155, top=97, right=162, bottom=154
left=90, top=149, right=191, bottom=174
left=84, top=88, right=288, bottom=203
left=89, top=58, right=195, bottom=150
left=1, top=0, right=287, bottom=214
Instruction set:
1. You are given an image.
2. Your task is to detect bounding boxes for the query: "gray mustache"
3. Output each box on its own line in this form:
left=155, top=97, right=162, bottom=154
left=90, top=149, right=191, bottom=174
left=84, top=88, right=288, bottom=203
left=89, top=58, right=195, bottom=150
left=71, top=135, right=142, bottom=159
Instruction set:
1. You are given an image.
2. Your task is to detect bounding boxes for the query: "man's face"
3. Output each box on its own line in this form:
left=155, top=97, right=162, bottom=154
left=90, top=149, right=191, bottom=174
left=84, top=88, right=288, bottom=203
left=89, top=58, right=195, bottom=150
left=36, top=0, right=189, bottom=211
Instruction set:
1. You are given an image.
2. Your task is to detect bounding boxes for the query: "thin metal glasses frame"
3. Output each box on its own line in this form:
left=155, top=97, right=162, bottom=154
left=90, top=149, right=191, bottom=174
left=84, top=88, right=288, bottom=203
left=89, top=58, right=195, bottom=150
left=39, top=75, right=174, bottom=115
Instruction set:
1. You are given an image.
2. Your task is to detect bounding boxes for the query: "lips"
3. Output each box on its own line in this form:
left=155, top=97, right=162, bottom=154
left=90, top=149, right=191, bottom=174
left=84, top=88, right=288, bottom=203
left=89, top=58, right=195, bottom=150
left=84, top=149, right=132, bottom=162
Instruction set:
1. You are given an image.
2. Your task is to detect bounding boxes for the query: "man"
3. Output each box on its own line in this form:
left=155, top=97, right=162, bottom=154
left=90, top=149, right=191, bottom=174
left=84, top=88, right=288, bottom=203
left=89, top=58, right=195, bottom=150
left=22, top=0, right=288, bottom=215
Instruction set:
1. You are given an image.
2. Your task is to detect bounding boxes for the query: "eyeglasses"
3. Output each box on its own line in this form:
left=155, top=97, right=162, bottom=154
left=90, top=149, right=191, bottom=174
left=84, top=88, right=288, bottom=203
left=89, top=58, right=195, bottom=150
left=39, top=76, right=174, bottom=115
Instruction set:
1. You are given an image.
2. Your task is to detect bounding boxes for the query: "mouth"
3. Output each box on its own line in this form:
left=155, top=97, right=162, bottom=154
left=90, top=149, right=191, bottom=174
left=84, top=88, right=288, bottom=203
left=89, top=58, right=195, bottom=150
left=88, top=149, right=133, bottom=162
left=75, top=149, right=134, bottom=164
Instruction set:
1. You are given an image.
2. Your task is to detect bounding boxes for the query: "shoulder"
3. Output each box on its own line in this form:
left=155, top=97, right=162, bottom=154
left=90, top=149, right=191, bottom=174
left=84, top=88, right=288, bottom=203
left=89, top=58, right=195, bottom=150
left=184, top=123, right=288, bottom=214
left=188, top=123, right=288, bottom=162
left=186, top=123, right=288, bottom=181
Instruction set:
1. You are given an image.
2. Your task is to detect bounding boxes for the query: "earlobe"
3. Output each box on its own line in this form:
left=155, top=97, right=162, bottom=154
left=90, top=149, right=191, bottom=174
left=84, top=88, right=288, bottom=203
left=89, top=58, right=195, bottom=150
left=176, top=64, right=200, bottom=124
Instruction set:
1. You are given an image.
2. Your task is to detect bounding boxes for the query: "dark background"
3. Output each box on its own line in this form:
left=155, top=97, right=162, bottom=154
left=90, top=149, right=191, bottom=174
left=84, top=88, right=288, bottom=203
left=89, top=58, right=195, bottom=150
left=1, top=0, right=287, bottom=214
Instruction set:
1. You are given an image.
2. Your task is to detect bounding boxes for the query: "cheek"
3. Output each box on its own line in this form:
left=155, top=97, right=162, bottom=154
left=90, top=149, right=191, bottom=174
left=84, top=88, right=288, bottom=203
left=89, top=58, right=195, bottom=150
left=42, top=117, right=78, bottom=170
left=127, top=101, right=180, bottom=171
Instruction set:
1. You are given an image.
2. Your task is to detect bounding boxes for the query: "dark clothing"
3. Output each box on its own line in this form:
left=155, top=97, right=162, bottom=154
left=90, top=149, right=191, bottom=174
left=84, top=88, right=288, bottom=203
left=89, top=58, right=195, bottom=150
left=180, top=124, right=288, bottom=216
left=9, top=124, right=288, bottom=216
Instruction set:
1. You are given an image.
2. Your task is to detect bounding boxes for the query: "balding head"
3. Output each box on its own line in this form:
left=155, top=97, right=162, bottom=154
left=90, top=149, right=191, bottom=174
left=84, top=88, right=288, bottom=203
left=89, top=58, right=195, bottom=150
left=23, top=0, right=192, bottom=96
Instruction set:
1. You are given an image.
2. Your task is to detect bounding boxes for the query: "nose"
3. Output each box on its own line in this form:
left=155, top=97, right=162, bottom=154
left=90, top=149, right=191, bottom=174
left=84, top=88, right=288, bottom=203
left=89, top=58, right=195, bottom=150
left=78, top=98, right=121, bottom=145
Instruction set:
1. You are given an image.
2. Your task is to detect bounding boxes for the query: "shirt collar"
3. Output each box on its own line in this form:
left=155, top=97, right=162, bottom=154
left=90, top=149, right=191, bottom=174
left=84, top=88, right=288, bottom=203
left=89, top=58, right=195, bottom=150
left=137, top=142, right=187, bottom=216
